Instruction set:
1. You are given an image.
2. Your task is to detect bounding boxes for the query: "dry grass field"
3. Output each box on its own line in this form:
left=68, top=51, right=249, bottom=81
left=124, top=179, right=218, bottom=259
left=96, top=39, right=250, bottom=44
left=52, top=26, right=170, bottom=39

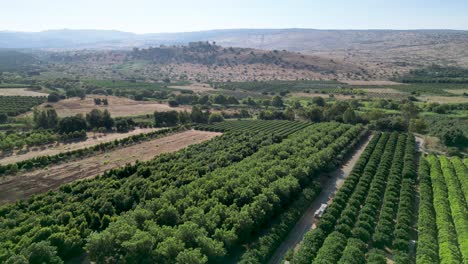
left=444, top=89, right=468, bottom=95
left=0, top=130, right=221, bottom=204
left=38, top=95, right=190, bottom=117
left=0, top=88, right=48, bottom=97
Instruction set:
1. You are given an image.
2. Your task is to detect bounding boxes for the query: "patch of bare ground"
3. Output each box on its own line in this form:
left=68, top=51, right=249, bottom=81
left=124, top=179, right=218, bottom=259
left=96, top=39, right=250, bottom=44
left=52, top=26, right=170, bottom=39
left=290, top=92, right=357, bottom=100
left=342, top=80, right=403, bottom=86
left=0, top=88, right=48, bottom=97
left=417, top=95, right=468, bottom=104
left=0, top=130, right=221, bottom=205
left=168, top=83, right=214, bottom=93
left=444, top=89, right=468, bottom=95
left=37, top=95, right=190, bottom=117
left=0, top=128, right=161, bottom=165
left=157, top=63, right=332, bottom=82
left=361, top=88, right=405, bottom=94
left=268, top=133, right=374, bottom=264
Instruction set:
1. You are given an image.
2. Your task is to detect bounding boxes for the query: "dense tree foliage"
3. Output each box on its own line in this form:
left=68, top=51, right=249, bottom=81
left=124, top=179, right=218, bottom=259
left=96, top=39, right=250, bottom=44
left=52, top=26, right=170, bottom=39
left=86, top=109, right=114, bottom=130
left=0, top=128, right=291, bottom=261
left=451, top=157, right=468, bottom=203
left=0, top=130, right=58, bottom=153
left=154, top=111, right=181, bottom=127
left=33, top=108, right=58, bottom=129
left=195, top=120, right=310, bottom=136
left=293, top=132, right=417, bottom=264
left=0, top=96, right=46, bottom=116
left=292, top=132, right=387, bottom=263
left=439, top=156, right=468, bottom=263
left=238, top=184, right=322, bottom=263
left=83, top=123, right=363, bottom=262
left=416, top=158, right=439, bottom=264
left=427, top=155, right=463, bottom=264
left=57, top=115, right=87, bottom=134
left=47, top=92, right=61, bottom=103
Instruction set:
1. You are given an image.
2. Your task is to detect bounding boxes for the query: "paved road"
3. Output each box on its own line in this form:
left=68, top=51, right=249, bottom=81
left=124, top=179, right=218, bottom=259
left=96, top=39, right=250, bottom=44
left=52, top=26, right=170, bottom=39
left=268, top=134, right=374, bottom=264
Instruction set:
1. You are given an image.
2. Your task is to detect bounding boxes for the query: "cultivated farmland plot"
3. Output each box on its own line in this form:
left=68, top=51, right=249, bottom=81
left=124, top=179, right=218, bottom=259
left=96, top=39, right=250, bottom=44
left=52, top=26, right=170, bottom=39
left=0, top=122, right=365, bottom=262
left=292, top=132, right=417, bottom=263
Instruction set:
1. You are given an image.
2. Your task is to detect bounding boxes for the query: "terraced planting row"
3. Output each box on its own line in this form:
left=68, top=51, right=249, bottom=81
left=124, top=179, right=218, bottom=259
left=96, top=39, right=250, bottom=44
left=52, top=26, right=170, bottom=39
left=292, top=132, right=417, bottom=264
left=194, top=120, right=311, bottom=136
left=417, top=155, right=468, bottom=264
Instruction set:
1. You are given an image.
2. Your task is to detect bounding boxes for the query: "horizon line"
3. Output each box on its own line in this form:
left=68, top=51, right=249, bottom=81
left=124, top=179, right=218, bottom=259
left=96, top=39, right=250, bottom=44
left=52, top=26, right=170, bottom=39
left=1, top=27, right=467, bottom=35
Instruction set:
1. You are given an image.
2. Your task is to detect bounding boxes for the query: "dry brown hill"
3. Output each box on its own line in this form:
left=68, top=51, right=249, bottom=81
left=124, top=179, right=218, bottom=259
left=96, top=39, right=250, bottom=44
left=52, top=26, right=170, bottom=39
left=44, top=42, right=370, bottom=81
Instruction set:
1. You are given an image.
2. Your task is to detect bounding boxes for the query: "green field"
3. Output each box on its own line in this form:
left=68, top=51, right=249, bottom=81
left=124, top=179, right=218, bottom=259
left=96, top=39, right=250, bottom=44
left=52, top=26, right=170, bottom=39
left=194, top=120, right=311, bottom=136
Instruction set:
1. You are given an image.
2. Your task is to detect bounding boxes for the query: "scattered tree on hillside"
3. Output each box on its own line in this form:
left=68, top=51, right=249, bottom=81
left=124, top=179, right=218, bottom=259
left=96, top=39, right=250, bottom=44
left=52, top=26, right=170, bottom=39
left=33, top=108, right=58, bottom=129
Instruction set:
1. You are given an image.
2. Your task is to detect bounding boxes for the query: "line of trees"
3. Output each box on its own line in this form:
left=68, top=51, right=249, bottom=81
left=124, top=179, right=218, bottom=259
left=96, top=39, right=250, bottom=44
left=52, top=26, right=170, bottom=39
left=451, top=157, right=468, bottom=202
left=292, top=132, right=387, bottom=263
left=372, top=134, right=408, bottom=249
left=392, top=135, right=417, bottom=263
left=154, top=107, right=225, bottom=127
left=415, top=158, right=439, bottom=264
left=312, top=133, right=400, bottom=263
left=439, top=156, right=468, bottom=263
left=427, top=155, right=463, bottom=264
left=0, top=130, right=58, bottom=153
left=0, top=127, right=183, bottom=176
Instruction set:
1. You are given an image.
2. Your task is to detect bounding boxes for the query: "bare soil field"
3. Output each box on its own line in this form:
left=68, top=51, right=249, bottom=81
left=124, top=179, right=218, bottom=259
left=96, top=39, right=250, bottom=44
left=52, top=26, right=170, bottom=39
left=343, top=80, right=403, bottom=86
left=168, top=83, right=214, bottom=93
left=0, top=128, right=160, bottom=165
left=268, top=133, right=373, bottom=264
left=0, top=88, right=48, bottom=97
left=0, top=130, right=221, bottom=205
left=38, top=95, right=190, bottom=117
left=361, top=88, right=405, bottom=94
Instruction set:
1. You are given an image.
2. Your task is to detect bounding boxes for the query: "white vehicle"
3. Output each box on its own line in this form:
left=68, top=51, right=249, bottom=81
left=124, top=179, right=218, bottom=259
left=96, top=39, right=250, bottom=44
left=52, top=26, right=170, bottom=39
left=314, top=203, right=328, bottom=218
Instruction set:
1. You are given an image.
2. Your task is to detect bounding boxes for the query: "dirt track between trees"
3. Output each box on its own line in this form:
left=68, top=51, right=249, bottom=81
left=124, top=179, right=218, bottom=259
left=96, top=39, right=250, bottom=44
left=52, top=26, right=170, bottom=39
left=0, top=130, right=221, bottom=205
left=268, top=133, right=374, bottom=264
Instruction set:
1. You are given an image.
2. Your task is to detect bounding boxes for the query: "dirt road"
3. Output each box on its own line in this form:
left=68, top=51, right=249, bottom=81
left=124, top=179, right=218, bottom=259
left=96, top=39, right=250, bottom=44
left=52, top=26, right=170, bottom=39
left=268, top=134, right=374, bottom=264
left=0, top=130, right=221, bottom=205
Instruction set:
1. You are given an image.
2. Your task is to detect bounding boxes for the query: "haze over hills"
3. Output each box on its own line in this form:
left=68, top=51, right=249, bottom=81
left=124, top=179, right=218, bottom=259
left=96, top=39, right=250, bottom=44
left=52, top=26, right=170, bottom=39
left=2, top=28, right=468, bottom=52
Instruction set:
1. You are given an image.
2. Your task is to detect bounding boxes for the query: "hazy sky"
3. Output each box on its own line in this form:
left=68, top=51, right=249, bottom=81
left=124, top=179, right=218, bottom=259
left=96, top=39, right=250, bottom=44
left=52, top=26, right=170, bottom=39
left=3, top=0, right=468, bottom=33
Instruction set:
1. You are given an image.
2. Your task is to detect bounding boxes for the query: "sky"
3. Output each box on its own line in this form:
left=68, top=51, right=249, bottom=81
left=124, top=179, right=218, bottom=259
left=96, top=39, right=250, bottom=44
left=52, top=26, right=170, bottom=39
left=2, top=0, right=468, bottom=33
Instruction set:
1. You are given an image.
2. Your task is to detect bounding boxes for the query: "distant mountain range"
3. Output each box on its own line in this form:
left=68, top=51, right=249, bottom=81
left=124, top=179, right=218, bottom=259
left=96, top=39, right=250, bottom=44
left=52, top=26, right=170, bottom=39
left=1, top=28, right=467, bottom=51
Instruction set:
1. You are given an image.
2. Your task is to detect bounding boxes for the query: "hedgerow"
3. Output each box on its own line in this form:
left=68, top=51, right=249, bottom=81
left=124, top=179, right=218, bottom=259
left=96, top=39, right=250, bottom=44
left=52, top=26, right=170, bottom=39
left=415, top=158, right=439, bottom=264
left=427, top=155, right=463, bottom=264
